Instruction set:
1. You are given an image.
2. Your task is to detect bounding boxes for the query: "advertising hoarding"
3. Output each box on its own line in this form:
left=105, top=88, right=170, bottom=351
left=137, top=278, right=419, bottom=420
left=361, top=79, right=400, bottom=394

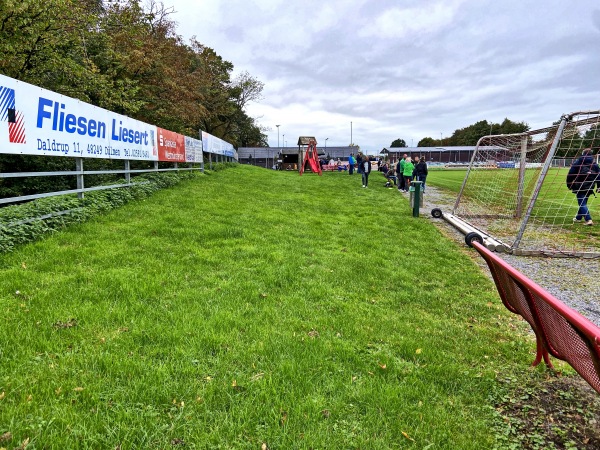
left=185, top=136, right=203, bottom=163
left=157, top=127, right=185, bottom=162
left=0, top=74, right=158, bottom=161
left=201, top=131, right=235, bottom=158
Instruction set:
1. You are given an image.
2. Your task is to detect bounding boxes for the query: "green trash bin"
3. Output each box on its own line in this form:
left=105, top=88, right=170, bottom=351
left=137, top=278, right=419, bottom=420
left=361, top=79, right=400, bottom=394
left=410, top=181, right=423, bottom=217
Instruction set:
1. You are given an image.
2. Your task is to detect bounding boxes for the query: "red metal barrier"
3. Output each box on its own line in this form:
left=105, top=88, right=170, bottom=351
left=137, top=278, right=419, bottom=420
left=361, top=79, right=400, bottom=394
left=472, top=242, right=600, bottom=394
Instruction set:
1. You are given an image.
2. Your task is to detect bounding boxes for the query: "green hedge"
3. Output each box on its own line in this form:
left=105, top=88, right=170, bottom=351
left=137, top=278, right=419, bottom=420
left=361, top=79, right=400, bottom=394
left=0, top=171, right=202, bottom=253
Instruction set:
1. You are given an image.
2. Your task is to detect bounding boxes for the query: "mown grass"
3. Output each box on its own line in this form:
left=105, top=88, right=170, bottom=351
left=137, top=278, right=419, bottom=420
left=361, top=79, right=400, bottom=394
left=0, top=166, right=543, bottom=449
left=428, top=168, right=599, bottom=219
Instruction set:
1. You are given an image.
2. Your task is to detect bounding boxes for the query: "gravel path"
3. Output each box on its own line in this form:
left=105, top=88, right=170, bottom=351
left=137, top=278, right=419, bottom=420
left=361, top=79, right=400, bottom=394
left=413, top=185, right=600, bottom=327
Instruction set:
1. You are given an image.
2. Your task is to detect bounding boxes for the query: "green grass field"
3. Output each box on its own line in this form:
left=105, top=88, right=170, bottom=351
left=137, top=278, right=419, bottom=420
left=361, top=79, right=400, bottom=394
left=427, top=167, right=600, bottom=246
left=0, top=166, right=559, bottom=448
left=428, top=167, right=599, bottom=215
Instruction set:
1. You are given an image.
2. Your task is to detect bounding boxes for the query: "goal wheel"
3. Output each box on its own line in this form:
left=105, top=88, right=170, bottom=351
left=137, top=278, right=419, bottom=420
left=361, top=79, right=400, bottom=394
left=431, top=208, right=443, bottom=218
left=465, top=232, right=484, bottom=247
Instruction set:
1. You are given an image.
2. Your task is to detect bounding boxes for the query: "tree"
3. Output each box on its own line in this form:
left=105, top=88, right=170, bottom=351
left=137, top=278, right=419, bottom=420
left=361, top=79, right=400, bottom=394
left=0, top=0, right=268, bottom=197
left=446, top=118, right=529, bottom=146
left=581, top=124, right=599, bottom=150
left=390, top=138, right=406, bottom=148
left=417, top=137, right=437, bottom=147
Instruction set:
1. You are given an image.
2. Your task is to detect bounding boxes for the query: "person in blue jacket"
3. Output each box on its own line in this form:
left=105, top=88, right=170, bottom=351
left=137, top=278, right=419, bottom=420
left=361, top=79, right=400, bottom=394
left=348, top=153, right=355, bottom=175
left=566, top=148, right=600, bottom=226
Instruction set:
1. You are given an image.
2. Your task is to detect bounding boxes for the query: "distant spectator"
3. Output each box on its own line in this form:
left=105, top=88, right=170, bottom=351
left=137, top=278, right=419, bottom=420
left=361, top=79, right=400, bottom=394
left=361, top=157, right=371, bottom=188
left=356, top=152, right=364, bottom=175
left=348, top=153, right=355, bottom=175
left=414, top=156, right=429, bottom=193
left=403, top=156, right=414, bottom=192
left=566, top=148, right=600, bottom=226
left=384, top=168, right=397, bottom=188
left=397, top=154, right=407, bottom=191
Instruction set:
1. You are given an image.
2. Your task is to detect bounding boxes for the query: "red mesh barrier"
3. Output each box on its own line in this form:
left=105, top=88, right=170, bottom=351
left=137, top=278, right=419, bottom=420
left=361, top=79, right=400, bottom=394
left=473, top=242, right=600, bottom=394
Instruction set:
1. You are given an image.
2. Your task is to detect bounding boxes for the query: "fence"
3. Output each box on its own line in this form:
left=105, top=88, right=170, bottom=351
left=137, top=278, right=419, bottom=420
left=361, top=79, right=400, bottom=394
left=0, top=157, right=205, bottom=206
left=472, top=241, right=600, bottom=393
left=0, top=73, right=237, bottom=210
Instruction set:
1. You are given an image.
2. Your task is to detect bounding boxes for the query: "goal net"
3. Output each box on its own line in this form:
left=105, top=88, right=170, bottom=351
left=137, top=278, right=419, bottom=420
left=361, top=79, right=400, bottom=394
left=452, top=111, right=600, bottom=257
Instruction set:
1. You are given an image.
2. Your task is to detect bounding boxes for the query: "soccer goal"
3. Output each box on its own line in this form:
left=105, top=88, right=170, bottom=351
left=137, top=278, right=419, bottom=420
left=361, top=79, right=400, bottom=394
left=446, top=111, right=600, bottom=257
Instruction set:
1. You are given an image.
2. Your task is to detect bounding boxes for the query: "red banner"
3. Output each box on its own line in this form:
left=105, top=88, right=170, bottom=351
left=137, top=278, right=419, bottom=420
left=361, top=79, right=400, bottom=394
left=157, top=127, right=185, bottom=162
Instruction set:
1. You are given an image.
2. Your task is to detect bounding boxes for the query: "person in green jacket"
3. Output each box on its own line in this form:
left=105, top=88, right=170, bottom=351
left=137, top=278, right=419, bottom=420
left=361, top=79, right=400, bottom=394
left=396, top=154, right=407, bottom=191
left=402, top=156, right=415, bottom=192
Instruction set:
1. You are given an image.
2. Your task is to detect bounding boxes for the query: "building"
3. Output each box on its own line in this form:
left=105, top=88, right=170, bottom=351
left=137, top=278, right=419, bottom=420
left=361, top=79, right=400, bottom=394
left=238, top=140, right=359, bottom=170
left=383, top=146, right=503, bottom=164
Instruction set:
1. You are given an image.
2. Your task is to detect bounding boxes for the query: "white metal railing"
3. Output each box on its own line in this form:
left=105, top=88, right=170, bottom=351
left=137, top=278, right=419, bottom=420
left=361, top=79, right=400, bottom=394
left=0, top=157, right=207, bottom=206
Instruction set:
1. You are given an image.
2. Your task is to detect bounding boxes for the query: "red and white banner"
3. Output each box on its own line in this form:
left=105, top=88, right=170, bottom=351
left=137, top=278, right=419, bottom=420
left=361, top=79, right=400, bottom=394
left=157, top=127, right=185, bottom=162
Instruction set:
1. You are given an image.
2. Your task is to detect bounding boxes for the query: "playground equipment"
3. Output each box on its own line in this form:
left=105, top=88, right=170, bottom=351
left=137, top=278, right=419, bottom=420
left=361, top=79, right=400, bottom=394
left=299, top=139, right=322, bottom=176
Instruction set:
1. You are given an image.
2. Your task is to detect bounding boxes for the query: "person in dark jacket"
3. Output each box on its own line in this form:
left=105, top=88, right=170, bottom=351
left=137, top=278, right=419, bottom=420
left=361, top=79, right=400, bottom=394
left=361, top=157, right=372, bottom=188
left=396, top=154, right=407, bottom=192
left=566, top=148, right=600, bottom=226
left=356, top=152, right=363, bottom=176
left=413, top=157, right=429, bottom=192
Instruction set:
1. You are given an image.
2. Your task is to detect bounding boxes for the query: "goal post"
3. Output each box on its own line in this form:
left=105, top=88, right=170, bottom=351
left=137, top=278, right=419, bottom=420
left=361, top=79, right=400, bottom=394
left=449, top=111, right=600, bottom=257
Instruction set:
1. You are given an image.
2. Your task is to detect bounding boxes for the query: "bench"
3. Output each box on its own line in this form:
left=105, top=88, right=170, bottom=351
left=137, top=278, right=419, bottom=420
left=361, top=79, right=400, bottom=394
left=472, top=242, right=600, bottom=394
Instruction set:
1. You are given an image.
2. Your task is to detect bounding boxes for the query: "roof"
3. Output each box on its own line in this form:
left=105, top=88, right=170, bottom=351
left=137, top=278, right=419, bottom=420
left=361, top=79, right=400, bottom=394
left=238, top=146, right=359, bottom=159
left=297, top=136, right=317, bottom=146
left=385, top=146, right=505, bottom=153
left=321, top=147, right=356, bottom=159
left=237, top=147, right=299, bottom=158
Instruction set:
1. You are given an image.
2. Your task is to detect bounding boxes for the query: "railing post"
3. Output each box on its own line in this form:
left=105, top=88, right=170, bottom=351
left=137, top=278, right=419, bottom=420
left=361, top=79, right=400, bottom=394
left=154, top=161, right=159, bottom=171
left=411, top=181, right=422, bottom=217
left=124, top=160, right=131, bottom=185
left=75, top=158, right=84, bottom=199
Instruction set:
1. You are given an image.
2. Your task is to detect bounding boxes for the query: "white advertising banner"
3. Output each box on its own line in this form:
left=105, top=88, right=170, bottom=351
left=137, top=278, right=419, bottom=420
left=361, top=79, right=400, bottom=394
left=185, top=136, right=203, bottom=163
left=201, top=131, right=235, bottom=158
left=0, top=74, right=158, bottom=161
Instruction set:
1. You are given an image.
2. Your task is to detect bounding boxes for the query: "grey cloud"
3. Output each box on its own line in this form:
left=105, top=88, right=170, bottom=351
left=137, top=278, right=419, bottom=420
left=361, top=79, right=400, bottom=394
left=591, top=9, right=600, bottom=31
left=173, top=0, right=600, bottom=150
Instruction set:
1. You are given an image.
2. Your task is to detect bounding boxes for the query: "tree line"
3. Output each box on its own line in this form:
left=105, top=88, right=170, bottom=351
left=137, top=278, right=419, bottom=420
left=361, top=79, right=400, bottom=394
left=391, top=118, right=598, bottom=157
left=0, top=0, right=268, bottom=197
left=0, top=0, right=267, bottom=146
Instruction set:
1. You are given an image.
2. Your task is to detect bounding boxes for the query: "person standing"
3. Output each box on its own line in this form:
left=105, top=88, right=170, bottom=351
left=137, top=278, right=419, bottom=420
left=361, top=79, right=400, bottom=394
left=362, top=156, right=372, bottom=188
left=566, top=148, right=600, bottom=225
left=402, top=156, right=414, bottom=192
left=414, top=156, right=428, bottom=193
left=396, top=154, right=407, bottom=191
left=356, top=152, right=363, bottom=177
left=348, top=153, right=355, bottom=175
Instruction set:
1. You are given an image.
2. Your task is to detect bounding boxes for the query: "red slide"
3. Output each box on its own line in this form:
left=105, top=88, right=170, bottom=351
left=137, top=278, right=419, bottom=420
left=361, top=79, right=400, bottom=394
left=299, top=139, right=322, bottom=176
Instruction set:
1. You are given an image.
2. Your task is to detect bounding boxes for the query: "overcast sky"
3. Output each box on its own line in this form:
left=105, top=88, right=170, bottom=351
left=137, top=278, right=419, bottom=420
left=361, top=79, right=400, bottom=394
left=170, top=0, right=600, bottom=154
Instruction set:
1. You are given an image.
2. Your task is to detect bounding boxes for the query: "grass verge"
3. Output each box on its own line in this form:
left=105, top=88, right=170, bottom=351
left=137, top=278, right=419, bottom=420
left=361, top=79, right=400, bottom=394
left=0, top=165, right=575, bottom=449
